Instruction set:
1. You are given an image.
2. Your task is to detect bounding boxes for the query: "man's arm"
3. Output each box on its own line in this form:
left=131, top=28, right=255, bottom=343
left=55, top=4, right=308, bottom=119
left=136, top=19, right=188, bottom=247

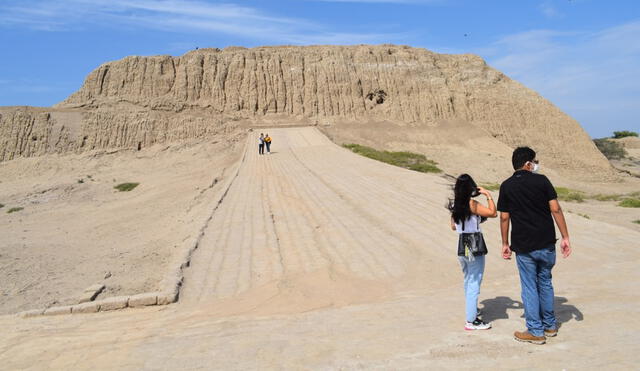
left=500, top=211, right=512, bottom=260
left=549, top=199, right=571, bottom=258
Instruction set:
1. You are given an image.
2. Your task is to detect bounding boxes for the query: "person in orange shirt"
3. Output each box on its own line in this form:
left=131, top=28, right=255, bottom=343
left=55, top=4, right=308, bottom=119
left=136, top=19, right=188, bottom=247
left=264, top=133, right=272, bottom=154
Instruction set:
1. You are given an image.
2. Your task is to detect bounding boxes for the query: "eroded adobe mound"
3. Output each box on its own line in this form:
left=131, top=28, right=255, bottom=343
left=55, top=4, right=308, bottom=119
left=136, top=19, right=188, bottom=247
left=1, top=45, right=613, bottom=180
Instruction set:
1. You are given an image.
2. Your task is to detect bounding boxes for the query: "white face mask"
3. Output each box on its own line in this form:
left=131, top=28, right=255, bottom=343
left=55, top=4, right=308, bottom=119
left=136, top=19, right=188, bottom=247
left=530, top=162, right=540, bottom=173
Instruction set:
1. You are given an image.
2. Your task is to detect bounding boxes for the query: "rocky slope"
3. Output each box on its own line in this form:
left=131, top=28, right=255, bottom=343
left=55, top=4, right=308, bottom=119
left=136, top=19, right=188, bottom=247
left=1, top=45, right=615, bottom=180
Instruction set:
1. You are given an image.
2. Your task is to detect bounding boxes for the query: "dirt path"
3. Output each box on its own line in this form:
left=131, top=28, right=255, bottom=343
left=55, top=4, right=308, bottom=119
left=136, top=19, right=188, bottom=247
left=180, top=127, right=456, bottom=307
left=2, top=127, right=639, bottom=369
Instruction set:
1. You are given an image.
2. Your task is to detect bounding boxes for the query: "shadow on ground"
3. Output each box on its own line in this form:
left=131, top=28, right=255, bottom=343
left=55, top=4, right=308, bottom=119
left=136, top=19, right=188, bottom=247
left=554, top=296, right=584, bottom=324
left=479, top=296, right=523, bottom=323
left=480, top=296, right=584, bottom=325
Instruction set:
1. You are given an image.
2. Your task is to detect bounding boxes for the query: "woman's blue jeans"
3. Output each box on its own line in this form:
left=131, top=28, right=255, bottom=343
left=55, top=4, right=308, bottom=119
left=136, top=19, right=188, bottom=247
left=458, top=255, right=485, bottom=323
left=515, top=245, right=557, bottom=337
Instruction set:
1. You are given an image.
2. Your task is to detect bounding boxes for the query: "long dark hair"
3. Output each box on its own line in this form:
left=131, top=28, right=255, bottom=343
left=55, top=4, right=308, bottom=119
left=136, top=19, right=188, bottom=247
left=450, top=174, right=477, bottom=224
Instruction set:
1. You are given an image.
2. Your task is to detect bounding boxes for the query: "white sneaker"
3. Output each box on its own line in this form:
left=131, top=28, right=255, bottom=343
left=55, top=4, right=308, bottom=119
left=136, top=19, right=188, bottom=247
left=465, top=318, right=492, bottom=330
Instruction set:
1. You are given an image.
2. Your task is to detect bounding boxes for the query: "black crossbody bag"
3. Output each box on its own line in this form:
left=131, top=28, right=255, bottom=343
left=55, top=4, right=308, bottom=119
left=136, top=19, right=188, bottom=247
left=457, top=216, right=488, bottom=258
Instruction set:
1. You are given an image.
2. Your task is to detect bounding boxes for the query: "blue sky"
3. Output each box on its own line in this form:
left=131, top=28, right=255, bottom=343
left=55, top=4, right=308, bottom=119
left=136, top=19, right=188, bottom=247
left=0, top=0, right=638, bottom=138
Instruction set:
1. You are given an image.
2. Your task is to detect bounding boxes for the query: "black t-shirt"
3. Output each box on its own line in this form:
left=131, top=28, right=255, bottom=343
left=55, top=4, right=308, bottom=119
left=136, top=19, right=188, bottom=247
left=497, top=170, right=558, bottom=254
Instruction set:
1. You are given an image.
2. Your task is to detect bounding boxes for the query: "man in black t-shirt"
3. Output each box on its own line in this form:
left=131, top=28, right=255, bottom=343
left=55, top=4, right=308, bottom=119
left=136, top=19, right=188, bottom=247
left=498, top=147, right=572, bottom=345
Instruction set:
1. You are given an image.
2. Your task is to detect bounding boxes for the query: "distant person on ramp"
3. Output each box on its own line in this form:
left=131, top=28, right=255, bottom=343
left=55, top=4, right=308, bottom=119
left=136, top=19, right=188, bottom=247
left=264, top=133, right=272, bottom=154
left=449, top=174, right=497, bottom=330
left=498, top=147, right=571, bottom=345
left=258, top=133, right=265, bottom=155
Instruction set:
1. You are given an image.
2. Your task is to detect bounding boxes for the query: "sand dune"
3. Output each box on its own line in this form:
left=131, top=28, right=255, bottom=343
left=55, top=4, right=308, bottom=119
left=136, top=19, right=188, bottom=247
left=1, top=127, right=639, bottom=369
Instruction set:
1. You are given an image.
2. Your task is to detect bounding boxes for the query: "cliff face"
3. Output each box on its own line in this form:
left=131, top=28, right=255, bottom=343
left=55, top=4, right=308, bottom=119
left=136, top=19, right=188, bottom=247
left=60, top=46, right=496, bottom=120
left=1, top=45, right=613, bottom=179
left=0, top=107, right=232, bottom=161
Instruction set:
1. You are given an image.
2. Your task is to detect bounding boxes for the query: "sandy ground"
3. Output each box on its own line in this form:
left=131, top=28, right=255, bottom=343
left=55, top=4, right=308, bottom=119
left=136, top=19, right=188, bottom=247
left=563, top=200, right=640, bottom=233
left=1, top=127, right=639, bottom=369
left=0, top=133, right=244, bottom=314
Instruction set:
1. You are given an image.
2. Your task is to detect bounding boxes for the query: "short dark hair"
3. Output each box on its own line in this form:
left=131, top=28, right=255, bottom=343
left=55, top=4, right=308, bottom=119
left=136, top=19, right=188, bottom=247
left=512, top=147, right=536, bottom=170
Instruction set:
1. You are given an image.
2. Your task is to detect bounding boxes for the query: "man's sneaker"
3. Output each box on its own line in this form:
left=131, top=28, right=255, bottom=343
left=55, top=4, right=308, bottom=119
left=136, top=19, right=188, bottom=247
left=514, top=331, right=546, bottom=344
left=544, top=328, right=558, bottom=337
left=465, top=319, right=491, bottom=330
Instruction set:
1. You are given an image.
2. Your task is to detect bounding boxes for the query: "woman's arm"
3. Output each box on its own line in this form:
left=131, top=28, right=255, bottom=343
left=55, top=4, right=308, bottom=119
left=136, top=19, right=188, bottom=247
left=450, top=217, right=456, bottom=231
left=470, top=187, right=497, bottom=218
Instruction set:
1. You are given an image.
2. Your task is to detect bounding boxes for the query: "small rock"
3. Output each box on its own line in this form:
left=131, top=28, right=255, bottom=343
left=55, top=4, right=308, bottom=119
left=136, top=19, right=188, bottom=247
left=104, top=272, right=112, bottom=279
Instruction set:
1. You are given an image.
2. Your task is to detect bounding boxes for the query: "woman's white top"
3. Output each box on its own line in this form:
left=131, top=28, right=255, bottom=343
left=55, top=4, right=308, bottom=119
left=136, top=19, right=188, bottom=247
left=455, top=214, right=481, bottom=234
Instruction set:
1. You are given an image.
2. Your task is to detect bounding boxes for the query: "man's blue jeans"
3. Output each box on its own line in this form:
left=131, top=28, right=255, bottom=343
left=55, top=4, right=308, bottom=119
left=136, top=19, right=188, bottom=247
left=516, top=245, right=557, bottom=337
left=458, top=255, right=485, bottom=323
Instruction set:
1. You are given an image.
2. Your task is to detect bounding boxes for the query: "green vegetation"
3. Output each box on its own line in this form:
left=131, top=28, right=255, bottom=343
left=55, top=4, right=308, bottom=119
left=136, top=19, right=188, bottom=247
left=613, top=130, right=638, bottom=139
left=0, top=203, right=4, bottom=209
left=633, top=220, right=640, bottom=225
left=555, top=188, right=640, bottom=208
left=480, top=183, right=500, bottom=191
left=7, top=207, right=24, bottom=214
left=78, top=179, right=84, bottom=184
left=592, top=193, right=622, bottom=202
left=114, top=182, right=140, bottom=192
left=577, top=213, right=590, bottom=219
left=590, top=192, right=640, bottom=209
left=343, top=144, right=442, bottom=173
left=555, top=187, right=585, bottom=203
left=593, top=138, right=627, bottom=159
left=618, top=198, right=640, bottom=208
left=406, top=163, right=442, bottom=173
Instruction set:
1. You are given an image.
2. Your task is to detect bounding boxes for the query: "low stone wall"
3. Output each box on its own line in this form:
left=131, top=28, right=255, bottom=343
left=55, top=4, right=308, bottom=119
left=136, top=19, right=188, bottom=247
left=17, top=134, right=249, bottom=319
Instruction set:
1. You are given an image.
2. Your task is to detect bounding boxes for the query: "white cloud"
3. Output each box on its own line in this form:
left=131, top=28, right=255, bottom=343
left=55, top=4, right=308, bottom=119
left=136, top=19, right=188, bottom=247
left=481, top=20, right=640, bottom=137
left=0, top=0, right=406, bottom=44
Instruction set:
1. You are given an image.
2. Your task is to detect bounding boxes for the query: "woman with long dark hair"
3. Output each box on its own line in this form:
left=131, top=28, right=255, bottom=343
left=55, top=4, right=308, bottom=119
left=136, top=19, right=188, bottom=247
left=449, top=174, right=497, bottom=330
